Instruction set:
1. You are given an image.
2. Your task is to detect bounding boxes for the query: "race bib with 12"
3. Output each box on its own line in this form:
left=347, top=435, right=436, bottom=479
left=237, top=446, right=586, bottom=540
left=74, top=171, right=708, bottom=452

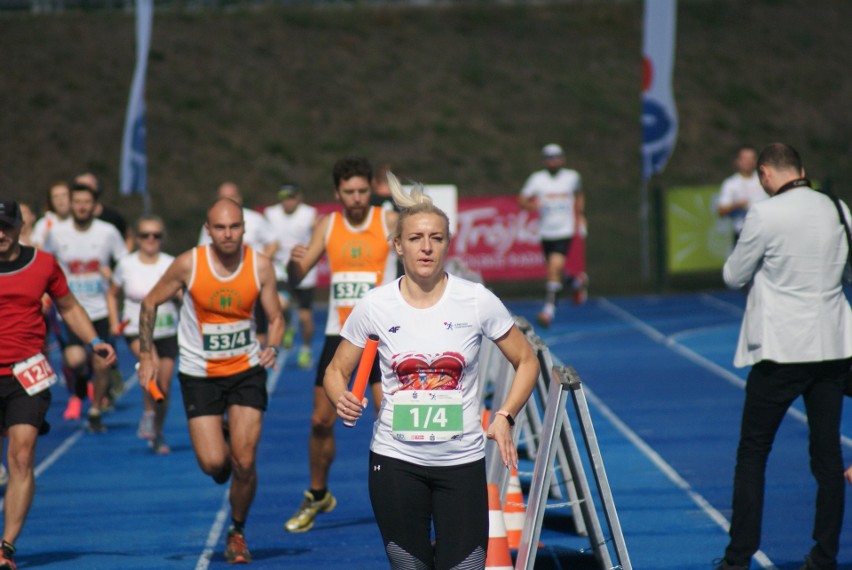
left=12, top=352, right=58, bottom=396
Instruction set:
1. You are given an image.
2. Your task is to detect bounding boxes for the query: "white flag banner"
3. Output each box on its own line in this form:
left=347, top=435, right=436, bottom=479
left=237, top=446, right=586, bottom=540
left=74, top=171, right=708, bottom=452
left=119, top=0, right=153, bottom=196
left=641, top=0, right=678, bottom=181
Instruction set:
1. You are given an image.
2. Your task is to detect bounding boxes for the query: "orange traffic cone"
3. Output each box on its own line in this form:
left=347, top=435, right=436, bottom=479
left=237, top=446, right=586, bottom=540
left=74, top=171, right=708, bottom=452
left=503, top=466, right=525, bottom=549
left=485, top=483, right=513, bottom=570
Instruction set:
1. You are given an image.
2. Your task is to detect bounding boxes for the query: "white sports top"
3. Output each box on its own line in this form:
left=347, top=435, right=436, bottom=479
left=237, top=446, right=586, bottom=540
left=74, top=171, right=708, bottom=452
left=520, top=168, right=582, bottom=240
left=340, top=273, right=514, bottom=467
left=264, top=202, right=319, bottom=288
left=112, top=251, right=178, bottom=338
left=718, top=172, right=767, bottom=233
left=43, top=218, right=127, bottom=320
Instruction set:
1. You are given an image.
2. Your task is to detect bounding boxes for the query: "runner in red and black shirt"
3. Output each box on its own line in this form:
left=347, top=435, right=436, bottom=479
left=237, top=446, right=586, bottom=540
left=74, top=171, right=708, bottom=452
left=0, top=199, right=115, bottom=570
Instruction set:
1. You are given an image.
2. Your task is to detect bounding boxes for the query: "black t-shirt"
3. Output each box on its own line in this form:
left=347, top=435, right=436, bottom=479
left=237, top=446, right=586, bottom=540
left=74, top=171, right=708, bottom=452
left=98, top=205, right=128, bottom=238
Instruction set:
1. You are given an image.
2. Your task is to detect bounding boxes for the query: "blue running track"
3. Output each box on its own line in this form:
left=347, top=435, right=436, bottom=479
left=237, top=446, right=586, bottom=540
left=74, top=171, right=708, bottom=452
left=10, top=291, right=852, bottom=569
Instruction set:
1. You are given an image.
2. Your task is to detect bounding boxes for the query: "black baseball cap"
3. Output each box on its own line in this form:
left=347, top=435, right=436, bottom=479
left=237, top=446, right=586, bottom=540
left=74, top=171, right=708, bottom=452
left=0, top=200, right=22, bottom=228
left=278, top=184, right=299, bottom=200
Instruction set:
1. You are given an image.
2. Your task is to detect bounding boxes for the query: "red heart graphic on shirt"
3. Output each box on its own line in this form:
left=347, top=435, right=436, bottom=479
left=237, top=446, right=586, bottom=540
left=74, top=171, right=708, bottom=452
left=391, top=352, right=466, bottom=391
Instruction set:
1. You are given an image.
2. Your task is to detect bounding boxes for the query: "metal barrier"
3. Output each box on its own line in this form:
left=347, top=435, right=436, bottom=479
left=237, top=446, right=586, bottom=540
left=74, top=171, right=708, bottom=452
left=479, top=316, right=631, bottom=570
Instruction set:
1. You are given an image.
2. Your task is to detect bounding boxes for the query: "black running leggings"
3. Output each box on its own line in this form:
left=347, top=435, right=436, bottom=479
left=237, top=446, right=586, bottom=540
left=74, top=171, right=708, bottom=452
left=368, top=451, right=488, bottom=570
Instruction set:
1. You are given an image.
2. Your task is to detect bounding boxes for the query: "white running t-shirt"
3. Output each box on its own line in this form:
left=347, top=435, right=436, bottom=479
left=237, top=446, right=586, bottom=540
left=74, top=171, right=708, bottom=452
left=340, top=273, right=514, bottom=467
left=264, top=202, right=319, bottom=288
left=520, top=168, right=582, bottom=240
left=112, top=251, right=178, bottom=338
left=43, top=218, right=127, bottom=320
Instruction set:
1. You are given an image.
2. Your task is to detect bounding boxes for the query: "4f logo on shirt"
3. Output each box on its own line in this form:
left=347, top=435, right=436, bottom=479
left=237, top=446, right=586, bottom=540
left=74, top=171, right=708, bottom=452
left=388, top=326, right=401, bottom=333
left=209, top=288, right=243, bottom=313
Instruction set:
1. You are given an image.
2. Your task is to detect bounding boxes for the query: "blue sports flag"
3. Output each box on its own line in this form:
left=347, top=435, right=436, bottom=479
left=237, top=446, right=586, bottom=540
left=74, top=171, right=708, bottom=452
left=641, top=0, right=678, bottom=182
left=119, top=0, right=153, bottom=196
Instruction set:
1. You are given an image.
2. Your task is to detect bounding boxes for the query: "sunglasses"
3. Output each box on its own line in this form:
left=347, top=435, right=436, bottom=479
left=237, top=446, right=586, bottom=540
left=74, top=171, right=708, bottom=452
left=138, top=232, right=163, bottom=240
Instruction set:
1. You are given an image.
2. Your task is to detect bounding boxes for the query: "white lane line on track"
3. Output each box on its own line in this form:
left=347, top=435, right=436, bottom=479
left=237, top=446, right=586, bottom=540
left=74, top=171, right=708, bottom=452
left=585, top=298, right=785, bottom=569
left=596, top=297, right=852, bottom=450
left=577, top=382, right=778, bottom=570
left=194, top=352, right=288, bottom=570
left=0, top=372, right=141, bottom=511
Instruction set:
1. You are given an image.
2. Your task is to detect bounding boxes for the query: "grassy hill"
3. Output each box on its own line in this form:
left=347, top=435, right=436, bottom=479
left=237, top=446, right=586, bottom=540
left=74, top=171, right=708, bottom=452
left=3, top=0, right=851, bottom=295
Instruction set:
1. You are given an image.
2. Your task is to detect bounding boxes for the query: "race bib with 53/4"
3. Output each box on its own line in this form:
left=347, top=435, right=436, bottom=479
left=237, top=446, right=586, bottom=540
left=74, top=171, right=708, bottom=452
left=202, top=320, right=253, bottom=359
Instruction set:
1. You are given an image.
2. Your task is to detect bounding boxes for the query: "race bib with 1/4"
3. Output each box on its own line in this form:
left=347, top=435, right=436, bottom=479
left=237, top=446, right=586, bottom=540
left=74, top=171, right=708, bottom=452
left=12, top=353, right=58, bottom=396
left=202, top=320, right=253, bottom=359
left=391, top=390, right=463, bottom=442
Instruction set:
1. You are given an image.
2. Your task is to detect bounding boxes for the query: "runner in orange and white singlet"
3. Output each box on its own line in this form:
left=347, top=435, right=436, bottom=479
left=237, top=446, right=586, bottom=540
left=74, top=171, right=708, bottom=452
left=178, top=243, right=262, bottom=378
left=282, top=156, right=398, bottom=533
left=137, top=198, right=283, bottom=564
left=324, top=203, right=394, bottom=334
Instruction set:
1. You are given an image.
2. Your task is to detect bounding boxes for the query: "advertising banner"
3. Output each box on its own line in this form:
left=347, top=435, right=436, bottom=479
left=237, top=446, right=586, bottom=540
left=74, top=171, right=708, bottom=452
left=666, top=185, right=732, bottom=273
left=308, top=195, right=549, bottom=286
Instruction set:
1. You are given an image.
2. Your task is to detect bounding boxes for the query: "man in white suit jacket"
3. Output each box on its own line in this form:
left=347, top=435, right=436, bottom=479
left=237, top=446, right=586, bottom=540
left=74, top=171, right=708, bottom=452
left=716, top=144, right=852, bottom=570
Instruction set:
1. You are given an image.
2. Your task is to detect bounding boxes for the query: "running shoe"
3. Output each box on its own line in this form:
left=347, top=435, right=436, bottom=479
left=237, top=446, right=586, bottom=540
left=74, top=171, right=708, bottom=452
left=63, top=396, right=82, bottom=421
left=150, top=434, right=171, bottom=455
left=297, top=346, right=313, bottom=369
left=86, top=410, right=107, bottom=433
left=0, top=540, right=16, bottom=570
left=283, top=327, right=296, bottom=349
left=137, top=410, right=155, bottom=440
left=536, top=311, right=553, bottom=329
left=224, top=529, right=251, bottom=564
left=571, top=273, right=589, bottom=305
left=284, top=490, right=337, bottom=532
left=0, top=465, right=8, bottom=487
left=108, top=366, right=125, bottom=400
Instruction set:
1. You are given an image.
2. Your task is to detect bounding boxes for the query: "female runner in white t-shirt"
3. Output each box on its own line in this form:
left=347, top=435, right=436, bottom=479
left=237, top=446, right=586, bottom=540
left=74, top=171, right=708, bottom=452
left=324, top=173, right=540, bottom=570
left=107, top=215, right=179, bottom=454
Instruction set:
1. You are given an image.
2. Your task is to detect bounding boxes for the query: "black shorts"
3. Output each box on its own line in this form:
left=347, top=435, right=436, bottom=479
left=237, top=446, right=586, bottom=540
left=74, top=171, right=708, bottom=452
left=368, top=452, right=488, bottom=570
left=541, top=237, right=572, bottom=259
left=178, top=365, right=268, bottom=419
left=60, top=318, right=110, bottom=349
left=0, top=375, right=52, bottom=431
left=277, top=280, right=315, bottom=311
left=124, top=335, right=178, bottom=360
left=315, top=335, right=381, bottom=388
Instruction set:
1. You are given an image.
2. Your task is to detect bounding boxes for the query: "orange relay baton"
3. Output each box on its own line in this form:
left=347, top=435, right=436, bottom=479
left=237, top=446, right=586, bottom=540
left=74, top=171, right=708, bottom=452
left=135, top=362, right=165, bottom=402
left=343, top=334, right=380, bottom=428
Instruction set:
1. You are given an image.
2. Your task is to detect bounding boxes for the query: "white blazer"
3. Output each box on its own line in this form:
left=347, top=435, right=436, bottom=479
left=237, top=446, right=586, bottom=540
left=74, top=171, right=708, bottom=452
left=723, top=186, right=852, bottom=367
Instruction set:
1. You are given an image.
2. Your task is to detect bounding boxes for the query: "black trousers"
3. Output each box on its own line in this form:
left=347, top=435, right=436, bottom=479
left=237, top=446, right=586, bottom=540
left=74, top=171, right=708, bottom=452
left=369, top=451, right=488, bottom=570
left=725, top=359, right=846, bottom=569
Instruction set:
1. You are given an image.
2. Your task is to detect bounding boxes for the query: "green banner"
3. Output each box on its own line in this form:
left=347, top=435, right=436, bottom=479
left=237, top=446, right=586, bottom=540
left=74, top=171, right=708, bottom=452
left=665, top=185, right=733, bottom=273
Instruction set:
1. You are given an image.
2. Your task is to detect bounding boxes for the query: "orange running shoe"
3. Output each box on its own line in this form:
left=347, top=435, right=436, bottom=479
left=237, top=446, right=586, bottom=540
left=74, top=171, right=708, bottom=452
left=224, top=529, right=251, bottom=564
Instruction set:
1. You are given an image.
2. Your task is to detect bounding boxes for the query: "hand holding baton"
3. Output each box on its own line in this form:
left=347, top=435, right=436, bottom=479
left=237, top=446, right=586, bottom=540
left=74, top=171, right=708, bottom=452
left=343, top=334, right=380, bottom=428
left=135, top=362, right=165, bottom=402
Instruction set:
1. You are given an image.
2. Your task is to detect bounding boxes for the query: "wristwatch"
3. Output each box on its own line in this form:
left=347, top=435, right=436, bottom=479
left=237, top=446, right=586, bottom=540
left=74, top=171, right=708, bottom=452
left=495, top=409, right=515, bottom=427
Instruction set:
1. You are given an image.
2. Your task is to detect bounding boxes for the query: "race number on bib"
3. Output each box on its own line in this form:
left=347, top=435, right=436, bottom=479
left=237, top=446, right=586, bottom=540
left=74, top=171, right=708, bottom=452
left=331, top=271, right=377, bottom=307
left=331, top=271, right=378, bottom=326
left=12, top=353, right=58, bottom=396
left=202, top=320, right=252, bottom=359
left=391, top=390, right=463, bottom=442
